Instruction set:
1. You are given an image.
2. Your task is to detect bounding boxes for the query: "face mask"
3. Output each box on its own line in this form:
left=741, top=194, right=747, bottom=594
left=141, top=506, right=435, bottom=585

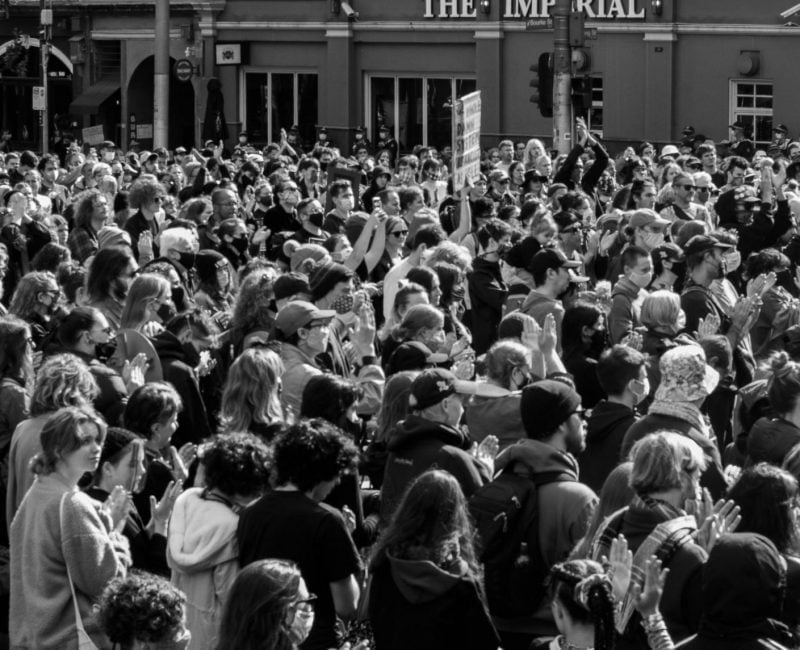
left=156, top=301, right=177, bottom=324
left=308, top=212, right=324, bottom=228
left=397, top=168, right=415, bottom=184
left=723, top=251, right=741, bottom=273
left=332, top=293, right=354, bottom=314
left=259, top=196, right=272, bottom=208
left=232, top=236, right=249, bottom=253
left=630, top=270, right=653, bottom=289
left=629, top=377, right=650, bottom=405
left=286, top=608, right=315, bottom=646
left=642, top=231, right=664, bottom=250
left=590, top=328, right=607, bottom=352
left=338, top=196, right=355, bottom=212
left=171, top=285, right=187, bottom=311
left=94, top=340, right=116, bottom=361
left=177, top=251, right=195, bottom=270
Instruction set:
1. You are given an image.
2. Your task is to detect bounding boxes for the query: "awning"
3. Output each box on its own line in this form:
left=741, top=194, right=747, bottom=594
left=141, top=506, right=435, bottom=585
left=69, top=77, right=119, bottom=114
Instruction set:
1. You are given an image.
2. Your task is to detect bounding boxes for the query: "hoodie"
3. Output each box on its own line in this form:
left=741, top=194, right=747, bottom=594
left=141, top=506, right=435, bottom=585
left=521, top=290, right=564, bottom=352
left=577, top=400, right=637, bottom=493
left=167, top=488, right=240, bottom=650
left=465, top=391, right=525, bottom=451
left=152, top=331, right=212, bottom=448
left=468, top=256, right=508, bottom=355
left=380, top=414, right=490, bottom=525
left=368, top=553, right=500, bottom=650
left=494, top=439, right=597, bottom=573
left=747, top=417, right=800, bottom=467
left=609, top=276, right=645, bottom=344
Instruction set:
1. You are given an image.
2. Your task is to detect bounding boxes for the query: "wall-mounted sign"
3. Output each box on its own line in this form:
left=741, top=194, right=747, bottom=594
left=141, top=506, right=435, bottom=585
left=137, top=123, right=153, bottom=139
left=174, top=59, right=194, bottom=82
left=424, top=0, right=644, bottom=19
left=215, top=43, right=248, bottom=65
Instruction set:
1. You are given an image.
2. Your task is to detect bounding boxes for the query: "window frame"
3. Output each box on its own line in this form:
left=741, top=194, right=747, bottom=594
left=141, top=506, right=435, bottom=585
left=729, top=79, right=774, bottom=148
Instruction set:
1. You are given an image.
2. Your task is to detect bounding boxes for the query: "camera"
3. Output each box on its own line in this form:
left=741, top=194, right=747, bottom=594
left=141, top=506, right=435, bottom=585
left=340, top=1, right=359, bottom=20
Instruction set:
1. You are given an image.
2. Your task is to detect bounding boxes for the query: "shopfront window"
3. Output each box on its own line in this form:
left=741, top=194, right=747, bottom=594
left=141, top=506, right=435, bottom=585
left=368, top=75, right=476, bottom=153
left=730, top=80, right=773, bottom=147
left=242, top=71, right=318, bottom=145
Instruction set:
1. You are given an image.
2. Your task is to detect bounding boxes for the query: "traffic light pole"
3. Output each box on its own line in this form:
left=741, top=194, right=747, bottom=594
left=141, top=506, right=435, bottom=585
left=552, top=0, right=572, bottom=155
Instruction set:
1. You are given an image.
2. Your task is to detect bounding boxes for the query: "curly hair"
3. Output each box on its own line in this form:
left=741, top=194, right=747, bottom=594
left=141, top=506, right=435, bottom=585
left=31, top=243, right=71, bottom=275
left=219, top=348, right=284, bottom=434
left=201, top=432, right=272, bottom=498
left=179, top=196, right=213, bottom=225
left=98, top=572, right=187, bottom=647
left=215, top=559, right=300, bottom=650
left=55, top=261, right=86, bottom=305
left=73, top=188, right=105, bottom=230
left=272, top=419, right=359, bottom=492
left=230, top=269, right=275, bottom=353
left=549, top=559, right=616, bottom=650
left=127, top=176, right=164, bottom=210
left=370, top=470, right=480, bottom=578
left=31, top=353, right=98, bottom=417
left=9, top=271, right=57, bottom=321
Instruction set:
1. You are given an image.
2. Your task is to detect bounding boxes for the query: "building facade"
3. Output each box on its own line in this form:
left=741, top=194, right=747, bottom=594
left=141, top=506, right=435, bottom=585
left=1, top=0, right=798, bottom=153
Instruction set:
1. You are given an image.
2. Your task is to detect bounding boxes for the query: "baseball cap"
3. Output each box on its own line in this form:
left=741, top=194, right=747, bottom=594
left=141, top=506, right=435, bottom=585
left=520, top=379, right=582, bottom=438
left=660, top=144, right=680, bottom=159
left=489, top=169, right=510, bottom=183
left=628, top=209, right=671, bottom=230
left=175, top=146, right=187, bottom=155
left=682, top=234, right=734, bottom=257
left=774, top=123, right=789, bottom=135
left=730, top=120, right=748, bottom=130
left=274, top=300, right=335, bottom=338
left=655, top=345, right=719, bottom=402
left=529, top=248, right=588, bottom=282
left=139, top=151, right=158, bottom=165
left=408, top=368, right=478, bottom=410
left=681, top=126, right=695, bottom=136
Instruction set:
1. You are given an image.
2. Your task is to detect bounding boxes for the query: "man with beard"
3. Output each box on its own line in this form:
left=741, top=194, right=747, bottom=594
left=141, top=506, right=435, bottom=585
left=680, top=234, right=760, bottom=386
left=590, top=431, right=734, bottom=650
left=86, top=246, right=139, bottom=332
left=487, top=379, right=597, bottom=650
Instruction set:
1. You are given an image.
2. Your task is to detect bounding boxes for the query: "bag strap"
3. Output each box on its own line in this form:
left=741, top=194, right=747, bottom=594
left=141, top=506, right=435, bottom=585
left=59, top=492, right=90, bottom=636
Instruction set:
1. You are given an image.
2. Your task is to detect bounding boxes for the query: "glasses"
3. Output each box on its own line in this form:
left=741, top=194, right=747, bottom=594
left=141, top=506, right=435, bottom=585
left=497, top=179, right=510, bottom=184
left=153, top=196, right=164, bottom=203
left=294, top=594, right=317, bottom=614
left=679, top=184, right=696, bottom=191
left=696, top=186, right=710, bottom=192
left=390, top=230, right=408, bottom=238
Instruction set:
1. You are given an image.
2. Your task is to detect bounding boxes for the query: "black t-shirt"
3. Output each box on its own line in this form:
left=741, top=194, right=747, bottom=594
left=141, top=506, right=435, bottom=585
left=264, top=204, right=300, bottom=233
left=237, top=490, right=362, bottom=650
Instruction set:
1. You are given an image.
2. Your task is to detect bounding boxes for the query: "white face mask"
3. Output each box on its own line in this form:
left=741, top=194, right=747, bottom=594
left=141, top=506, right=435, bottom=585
left=723, top=250, right=742, bottom=273
left=629, top=376, right=650, bottom=405
left=630, top=270, right=652, bottom=289
left=641, top=231, right=664, bottom=250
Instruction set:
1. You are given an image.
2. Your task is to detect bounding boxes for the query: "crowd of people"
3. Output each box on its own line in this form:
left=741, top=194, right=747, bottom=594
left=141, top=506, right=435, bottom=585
left=2, top=113, right=800, bottom=649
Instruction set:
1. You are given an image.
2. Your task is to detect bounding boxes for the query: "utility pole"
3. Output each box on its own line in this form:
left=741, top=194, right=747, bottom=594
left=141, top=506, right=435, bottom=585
left=40, top=0, right=51, bottom=154
left=551, top=0, right=571, bottom=155
left=153, top=0, right=169, bottom=148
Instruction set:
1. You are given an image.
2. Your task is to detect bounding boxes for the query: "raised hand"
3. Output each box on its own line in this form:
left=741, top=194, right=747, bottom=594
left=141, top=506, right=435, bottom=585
left=606, top=534, right=633, bottom=603
left=695, top=313, right=721, bottom=339
left=620, top=330, right=643, bottom=351
left=148, top=480, right=182, bottom=535
left=539, top=313, right=558, bottom=355
left=632, top=556, right=669, bottom=617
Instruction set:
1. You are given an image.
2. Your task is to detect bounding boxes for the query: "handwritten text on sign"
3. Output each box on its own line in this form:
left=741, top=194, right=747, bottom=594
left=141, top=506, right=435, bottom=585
left=452, top=91, right=482, bottom=191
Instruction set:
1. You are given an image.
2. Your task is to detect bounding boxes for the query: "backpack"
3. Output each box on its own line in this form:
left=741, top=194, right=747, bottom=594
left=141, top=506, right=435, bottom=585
left=468, top=466, right=573, bottom=618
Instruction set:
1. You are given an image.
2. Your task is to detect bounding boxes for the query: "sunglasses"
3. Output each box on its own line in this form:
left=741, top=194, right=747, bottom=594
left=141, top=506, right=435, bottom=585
left=679, top=184, right=696, bottom=191
left=390, top=230, right=408, bottom=238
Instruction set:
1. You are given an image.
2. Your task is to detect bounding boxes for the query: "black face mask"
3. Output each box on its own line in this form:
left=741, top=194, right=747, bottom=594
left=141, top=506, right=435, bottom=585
left=259, top=196, right=272, bottom=208
left=181, top=341, right=201, bottom=367
left=94, top=340, right=116, bottom=362
left=670, top=261, right=686, bottom=282
left=232, top=236, right=249, bottom=253
left=157, top=301, right=177, bottom=324
left=450, top=284, right=466, bottom=302
left=177, top=251, right=196, bottom=270
left=589, top=329, right=608, bottom=355
left=171, top=285, right=187, bottom=311
left=308, top=212, right=324, bottom=228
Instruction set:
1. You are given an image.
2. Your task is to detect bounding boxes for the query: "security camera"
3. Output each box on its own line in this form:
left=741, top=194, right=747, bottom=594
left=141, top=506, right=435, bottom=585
left=341, top=1, right=359, bottom=20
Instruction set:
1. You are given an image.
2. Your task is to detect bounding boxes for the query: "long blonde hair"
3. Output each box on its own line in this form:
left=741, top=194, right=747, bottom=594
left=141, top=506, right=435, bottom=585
left=219, top=348, right=284, bottom=433
left=120, top=273, right=171, bottom=331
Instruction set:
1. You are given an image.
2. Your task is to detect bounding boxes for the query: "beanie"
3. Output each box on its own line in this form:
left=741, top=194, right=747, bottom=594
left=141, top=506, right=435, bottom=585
left=308, top=261, right=353, bottom=302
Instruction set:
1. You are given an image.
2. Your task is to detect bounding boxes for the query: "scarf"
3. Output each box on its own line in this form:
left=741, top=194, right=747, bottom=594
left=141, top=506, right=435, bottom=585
left=648, top=399, right=709, bottom=437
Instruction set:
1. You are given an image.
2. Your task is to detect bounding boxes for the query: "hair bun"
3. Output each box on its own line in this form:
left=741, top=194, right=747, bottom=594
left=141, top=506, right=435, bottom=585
left=770, top=350, right=793, bottom=374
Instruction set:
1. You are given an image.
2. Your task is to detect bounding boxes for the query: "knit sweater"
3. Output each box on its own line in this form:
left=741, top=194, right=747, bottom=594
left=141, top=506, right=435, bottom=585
left=10, top=474, right=131, bottom=649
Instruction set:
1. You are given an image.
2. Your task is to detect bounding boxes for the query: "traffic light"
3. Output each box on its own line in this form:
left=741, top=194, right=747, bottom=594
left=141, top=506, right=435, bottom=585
left=571, top=75, right=593, bottom=114
left=530, top=52, right=554, bottom=118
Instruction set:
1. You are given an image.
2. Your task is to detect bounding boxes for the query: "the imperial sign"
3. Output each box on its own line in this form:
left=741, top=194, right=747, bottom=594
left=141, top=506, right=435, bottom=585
left=424, top=0, right=644, bottom=19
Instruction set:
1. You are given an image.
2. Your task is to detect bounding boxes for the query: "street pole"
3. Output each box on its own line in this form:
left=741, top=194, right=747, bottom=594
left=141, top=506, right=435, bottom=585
left=552, top=0, right=571, bottom=155
left=153, top=0, right=169, bottom=148
left=40, top=0, right=51, bottom=154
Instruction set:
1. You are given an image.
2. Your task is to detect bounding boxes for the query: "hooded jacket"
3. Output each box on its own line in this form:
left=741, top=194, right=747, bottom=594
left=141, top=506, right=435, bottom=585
left=167, top=488, right=240, bottom=650
left=521, top=290, right=564, bottom=351
left=468, top=256, right=508, bottom=355
left=279, top=341, right=322, bottom=417
left=577, top=400, right=637, bottom=493
left=609, top=276, right=645, bottom=344
left=380, top=414, right=490, bottom=525
left=152, top=330, right=212, bottom=448
left=747, top=417, right=800, bottom=467
left=675, top=533, right=794, bottom=650
left=368, top=553, right=500, bottom=650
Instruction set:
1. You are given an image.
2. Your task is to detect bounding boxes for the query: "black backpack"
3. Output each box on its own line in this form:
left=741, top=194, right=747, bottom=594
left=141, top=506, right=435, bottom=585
left=468, top=466, right=573, bottom=619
